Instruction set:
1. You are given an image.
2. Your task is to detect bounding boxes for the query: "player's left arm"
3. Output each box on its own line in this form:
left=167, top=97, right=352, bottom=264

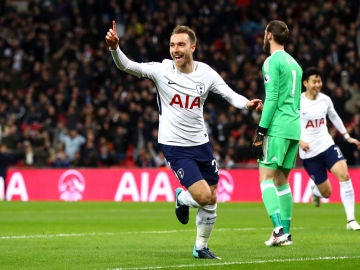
left=209, top=68, right=263, bottom=111
left=327, top=98, right=360, bottom=148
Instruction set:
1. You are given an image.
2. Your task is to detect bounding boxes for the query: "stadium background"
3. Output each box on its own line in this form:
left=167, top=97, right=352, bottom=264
left=0, top=0, right=359, bottom=171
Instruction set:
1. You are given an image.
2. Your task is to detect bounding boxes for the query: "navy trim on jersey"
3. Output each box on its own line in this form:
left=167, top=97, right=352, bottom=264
left=145, top=77, right=161, bottom=115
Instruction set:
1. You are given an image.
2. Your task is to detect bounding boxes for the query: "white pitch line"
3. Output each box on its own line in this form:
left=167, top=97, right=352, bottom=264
left=0, top=227, right=280, bottom=240
left=0, top=232, right=115, bottom=239
left=107, top=256, right=360, bottom=270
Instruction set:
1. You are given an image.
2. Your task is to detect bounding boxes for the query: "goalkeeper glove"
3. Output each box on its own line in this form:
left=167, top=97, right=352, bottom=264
left=252, top=126, right=268, bottom=159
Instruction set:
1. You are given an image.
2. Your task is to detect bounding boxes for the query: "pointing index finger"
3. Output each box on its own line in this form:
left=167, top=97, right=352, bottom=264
left=112, top=20, right=117, bottom=33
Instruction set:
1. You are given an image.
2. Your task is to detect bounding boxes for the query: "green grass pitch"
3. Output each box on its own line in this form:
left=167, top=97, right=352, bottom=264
left=1, top=201, right=360, bottom=270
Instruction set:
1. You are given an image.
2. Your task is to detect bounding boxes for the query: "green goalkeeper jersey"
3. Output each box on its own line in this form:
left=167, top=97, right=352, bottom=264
left=260, top=50, right=302, bottom=140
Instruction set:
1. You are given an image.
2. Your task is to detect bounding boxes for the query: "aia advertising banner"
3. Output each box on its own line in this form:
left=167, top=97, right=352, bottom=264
left=3, top=168, right=360, bottom=203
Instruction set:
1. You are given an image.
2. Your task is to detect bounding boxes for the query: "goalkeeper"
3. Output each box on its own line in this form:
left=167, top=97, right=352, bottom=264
left=252, top=20, right=302, bottom=246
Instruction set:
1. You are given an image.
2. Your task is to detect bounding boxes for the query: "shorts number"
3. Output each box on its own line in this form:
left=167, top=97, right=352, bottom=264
left=334, top=146, right=343, bottom=159
left=212, top=159, right=219, bottom=174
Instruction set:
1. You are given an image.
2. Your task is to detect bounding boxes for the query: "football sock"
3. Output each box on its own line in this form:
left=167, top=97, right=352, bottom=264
left=261, top=180, right=282, bottom=228
left=340, top=179, right=355, bottom=221
left=195, top=206, right=217, bottom=250
left=277, top=183, right=293, bottom=234
left=178, top=190, right=200, bottom=208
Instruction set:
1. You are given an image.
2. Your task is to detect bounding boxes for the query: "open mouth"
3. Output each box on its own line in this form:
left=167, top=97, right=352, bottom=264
left=173, top=55, right=183, bottom=61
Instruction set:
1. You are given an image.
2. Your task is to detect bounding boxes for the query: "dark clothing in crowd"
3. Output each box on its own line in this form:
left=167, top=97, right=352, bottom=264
left=0, top=0, right=359, bottom=168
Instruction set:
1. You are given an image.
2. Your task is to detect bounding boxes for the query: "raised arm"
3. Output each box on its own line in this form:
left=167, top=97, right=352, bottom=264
left=105, top=20, right=119, bottom=50
left=104, top=20, right=148, bottom=78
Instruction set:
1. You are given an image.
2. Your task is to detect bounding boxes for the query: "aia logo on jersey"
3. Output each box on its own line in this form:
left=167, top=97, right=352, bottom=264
left=305, top=117, right=325, bottom=128
left=170, top=94, right=200, bottom=109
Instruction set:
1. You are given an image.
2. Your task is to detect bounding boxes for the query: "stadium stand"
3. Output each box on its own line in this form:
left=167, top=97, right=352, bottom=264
left=0, top=0, right=359, bottom=168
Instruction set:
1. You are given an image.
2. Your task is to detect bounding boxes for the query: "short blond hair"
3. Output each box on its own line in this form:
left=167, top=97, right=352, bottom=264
left=171, top=25, right=197, bottom=45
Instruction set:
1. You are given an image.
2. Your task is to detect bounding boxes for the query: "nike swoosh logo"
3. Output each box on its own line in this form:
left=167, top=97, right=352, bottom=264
left=168, top=81, right=176, bottom=85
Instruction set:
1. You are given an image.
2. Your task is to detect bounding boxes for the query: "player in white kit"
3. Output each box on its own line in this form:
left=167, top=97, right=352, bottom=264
left=105, top=22, right=263, bottom=258
left=300, top=67, right=360, bottom=230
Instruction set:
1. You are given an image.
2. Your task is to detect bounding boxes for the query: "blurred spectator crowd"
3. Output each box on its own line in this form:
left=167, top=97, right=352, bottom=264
left=0, top=0, right=359, bottom=169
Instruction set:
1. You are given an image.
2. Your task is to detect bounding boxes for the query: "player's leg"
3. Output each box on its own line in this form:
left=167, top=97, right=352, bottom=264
left=192, top=184, right=220, bottom=259
left=314, top=180, right=332, bottom=198
left=259, top=166, right=283, bottom=230
left=302, top=154, right=330, bottom=207
left=186, top=180, right=213, bottom=206
left=275, top=169, right=292, bottom=233
left=259, top=167, right=287, bottom=247
left=261, top=168, right=287, bottom=246
left=173, top=167, right=203, bottom=225
left=258, top=136, right=282, bottom=230
left=275, top=139, right=298, bottom=238
left=192, top=146, right=220, bottom=259
left=161, top=144, right=201, bottom=224
left=259, top=136, right=289, bottom=246
left=330, top=159, right=360, bottom=230
left=165, top=142, right=221, bottom=258
left=177, top=180, right=218, bottom=254
left=175, top=182, right=220, bottom=258
left=175, top=142, right=218, bottom=208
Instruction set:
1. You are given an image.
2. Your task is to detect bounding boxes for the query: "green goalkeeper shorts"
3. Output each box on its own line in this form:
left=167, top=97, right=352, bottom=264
left=259, top=136, right=299, bottom=170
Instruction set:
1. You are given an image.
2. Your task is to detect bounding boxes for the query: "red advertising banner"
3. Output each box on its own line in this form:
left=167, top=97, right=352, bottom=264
left=4, top=168, right=360, bottom=203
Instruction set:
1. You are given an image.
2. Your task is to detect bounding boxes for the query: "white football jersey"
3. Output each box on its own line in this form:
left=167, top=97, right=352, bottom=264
left=299, top=92, right=347, bottom=159
left=111, top=47, right=249, bottom=146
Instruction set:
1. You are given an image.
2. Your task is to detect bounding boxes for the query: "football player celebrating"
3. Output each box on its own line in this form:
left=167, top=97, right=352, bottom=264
left=300, top=67, right=360, bottom=231
left=106, top=21, right=263, bottom=258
